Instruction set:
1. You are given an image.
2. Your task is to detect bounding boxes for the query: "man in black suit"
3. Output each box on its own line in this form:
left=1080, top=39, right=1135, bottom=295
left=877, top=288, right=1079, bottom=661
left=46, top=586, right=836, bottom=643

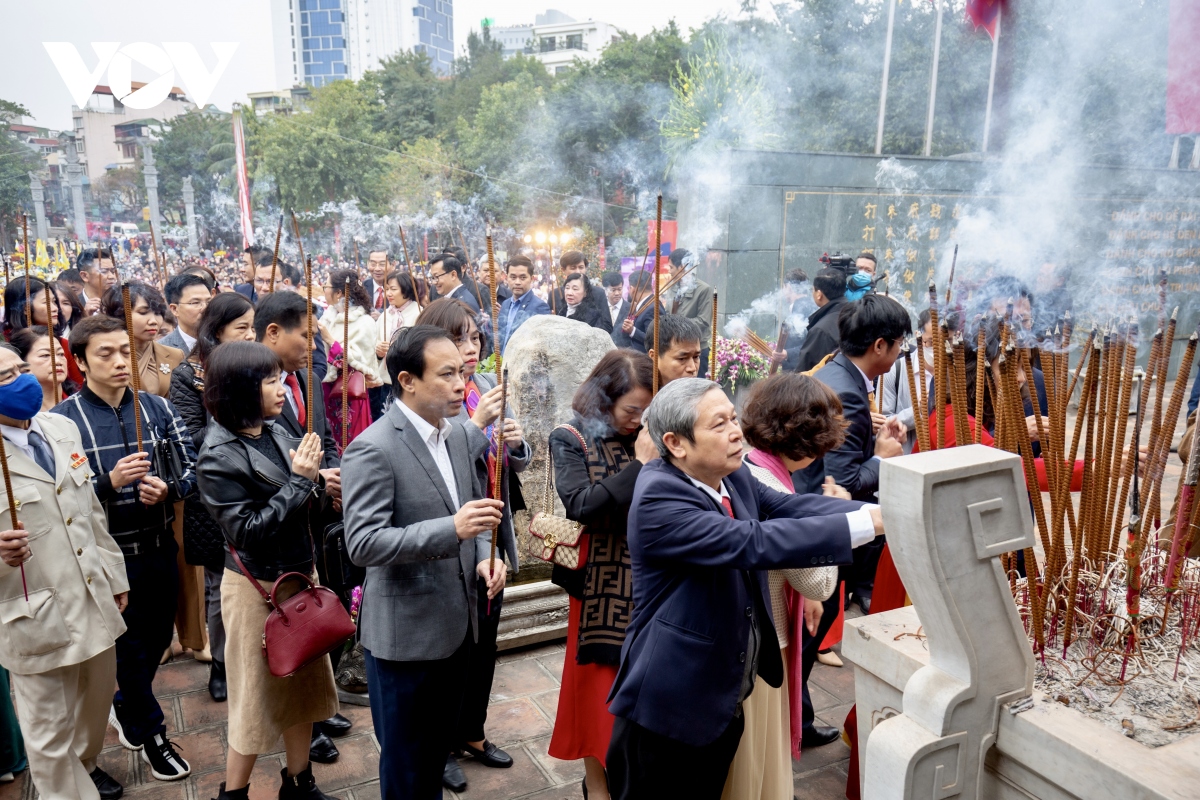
left=237, top=245, right=273, bottom=303
left=793, top=293, right=909, bottom=747
left=602, top=271, right=630, bottom=330
left=428, top=255, right=482, bottom=314
left=363, top=249, right=390, bottom=318
left=253, top=291, right=353, bottom=760
left=612, top=271, right=661, bottom=353
left=793, top=268, right=848, bottom=373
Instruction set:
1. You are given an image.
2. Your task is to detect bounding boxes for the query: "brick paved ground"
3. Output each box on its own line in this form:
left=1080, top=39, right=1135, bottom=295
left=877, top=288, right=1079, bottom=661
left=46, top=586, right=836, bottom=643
left=0, top=638, right=858, bottom=800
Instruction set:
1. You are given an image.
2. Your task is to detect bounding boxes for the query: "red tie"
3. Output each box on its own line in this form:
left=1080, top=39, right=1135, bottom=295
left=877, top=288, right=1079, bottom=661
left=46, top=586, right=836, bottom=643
left=721, top=496, right=735, bottom=518
left=285, top=373, right=306, bottom=428
left=376, top=287, right=385, bottom=309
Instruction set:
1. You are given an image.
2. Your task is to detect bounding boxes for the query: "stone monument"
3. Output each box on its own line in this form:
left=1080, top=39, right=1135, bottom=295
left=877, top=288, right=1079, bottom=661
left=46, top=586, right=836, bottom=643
left=492, top=314, right=614, bottom=650
left=29, top=173, right=48, bottom=243
left=844, top=445, right=1200, bottom=799
left=64, top=136, right=87, bottom=242
left=182, top=176, right=199, bottom=255
left=142, top=141, right=162, bottom=249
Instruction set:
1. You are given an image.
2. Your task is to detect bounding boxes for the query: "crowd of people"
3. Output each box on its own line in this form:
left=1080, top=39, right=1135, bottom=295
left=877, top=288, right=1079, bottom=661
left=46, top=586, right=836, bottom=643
left=0, top=235, right=1194, bottom=800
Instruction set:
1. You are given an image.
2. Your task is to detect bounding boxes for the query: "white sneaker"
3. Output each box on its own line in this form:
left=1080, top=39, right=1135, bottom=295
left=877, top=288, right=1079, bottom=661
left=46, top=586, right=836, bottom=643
left=141, top=733, right=191, bottom=781
left=108, top=706, right=142, bottom=751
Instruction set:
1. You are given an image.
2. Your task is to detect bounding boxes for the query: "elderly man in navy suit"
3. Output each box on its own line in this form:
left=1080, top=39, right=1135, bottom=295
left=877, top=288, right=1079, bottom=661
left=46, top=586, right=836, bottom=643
left=606, top=378, right=884, bottom=799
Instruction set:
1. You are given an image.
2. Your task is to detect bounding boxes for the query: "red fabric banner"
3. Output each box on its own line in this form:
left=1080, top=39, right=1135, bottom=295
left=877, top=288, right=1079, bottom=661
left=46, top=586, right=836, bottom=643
left=1167, top=0, right=1200, bottom=134
left=965, top=0, right=1002, bottom=39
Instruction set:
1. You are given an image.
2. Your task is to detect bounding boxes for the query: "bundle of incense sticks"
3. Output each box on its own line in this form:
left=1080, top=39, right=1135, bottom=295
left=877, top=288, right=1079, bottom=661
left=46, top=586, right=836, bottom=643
left=927, top=282, right=944, bottom=450
left=627, top=262, right=700, bottom=319
left=269, top=214, right=283, bottom=293
left=742, top=329, right=775, bottom=358
left=487, top=367, right=509, bottom=613
left=121, top=285, right=145, bottom=453
left=398, top=224, right=421, bottom=311
left=903, top=340, right=930, bottom=453
left=768, top=324, right=789, bottom=376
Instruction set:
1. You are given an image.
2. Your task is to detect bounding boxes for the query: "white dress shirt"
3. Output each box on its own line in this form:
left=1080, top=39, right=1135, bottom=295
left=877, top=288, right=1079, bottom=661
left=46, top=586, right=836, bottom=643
left=178, top=328, right=197, bottom=353
left=395, top=399, right=460, bottom=508
left=687, top=474, right=878, bottom=549
left=1, top=418, right=51, bottom=471
left=609, top=302, right=622, bottom=326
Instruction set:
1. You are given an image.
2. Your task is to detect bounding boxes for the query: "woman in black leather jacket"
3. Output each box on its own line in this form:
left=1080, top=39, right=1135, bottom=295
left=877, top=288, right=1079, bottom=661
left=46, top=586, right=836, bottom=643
left=195, top=341, right=339, bottom=800
left=169, top=291, right=255, bottom=700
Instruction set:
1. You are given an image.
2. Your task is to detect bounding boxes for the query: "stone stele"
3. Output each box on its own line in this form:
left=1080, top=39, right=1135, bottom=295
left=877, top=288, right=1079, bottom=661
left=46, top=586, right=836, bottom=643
left=501, top=313, right=614, bottom=570
left=844, top=444, right=1200, bottom=800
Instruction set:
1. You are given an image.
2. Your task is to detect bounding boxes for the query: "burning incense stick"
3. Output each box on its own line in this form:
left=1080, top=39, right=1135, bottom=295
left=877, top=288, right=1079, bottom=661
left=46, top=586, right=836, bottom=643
left=944, top=244, right=958, bottom=307
left=398, top=225, right=421, bottom=311
left=290, top=211, right=307, bottom=282
left=341, top=277, right=352, bottom=452
left=121, top=285, right=144, bottom=453
left=488, top=367, right=509, bottom=610
left=652, top=194, right=663, bottom=396
left=269, top=214, right=283, bottom=294
left=0, top=432, right=27, bottom=602
left=928, top=283, right=943, bottom=450
left=487, top=236, right=501, bottom=372
left=904, top=342, right=928, bottom=453
left=304, top=257, right=314, bottom=435
left=768, top=324, right=789, bottom=376
left=21, top=215, right=31, bottom=327
left=975, top=326, right=987, bottom=444
left=709, top=292, right=718, bottom=381
left=43, top=284, right=60, bottom=405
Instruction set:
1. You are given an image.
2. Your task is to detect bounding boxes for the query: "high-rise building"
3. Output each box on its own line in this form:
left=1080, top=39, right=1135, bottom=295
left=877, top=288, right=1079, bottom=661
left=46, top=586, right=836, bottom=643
left=270, top=0, right=454, bottom=89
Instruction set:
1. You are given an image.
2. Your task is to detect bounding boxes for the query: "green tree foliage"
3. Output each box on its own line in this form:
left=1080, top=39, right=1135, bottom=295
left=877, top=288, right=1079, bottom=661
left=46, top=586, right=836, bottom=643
left=255, top=80, right=393, bottom=212
left=361, top=51, right=440, bottom=149
left=0, top=99, right=41, bottom=240
left=151, top=108, right=233, bottom=223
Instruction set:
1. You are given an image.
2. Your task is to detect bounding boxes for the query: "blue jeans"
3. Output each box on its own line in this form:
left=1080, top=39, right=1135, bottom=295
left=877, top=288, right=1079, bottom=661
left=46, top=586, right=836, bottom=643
left=364, top=633, right=469, bottom=800
left=112, top=538, right=178, bottom=746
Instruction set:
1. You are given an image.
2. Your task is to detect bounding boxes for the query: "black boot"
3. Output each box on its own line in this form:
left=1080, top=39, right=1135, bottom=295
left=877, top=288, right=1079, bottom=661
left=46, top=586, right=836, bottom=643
left=214, top=782, right=249, bottom=800
left=309, top=725, right=339, bottom=764
left=279, top=764, right=336, bottom=800
left=209, top=660, right=227, bottom=703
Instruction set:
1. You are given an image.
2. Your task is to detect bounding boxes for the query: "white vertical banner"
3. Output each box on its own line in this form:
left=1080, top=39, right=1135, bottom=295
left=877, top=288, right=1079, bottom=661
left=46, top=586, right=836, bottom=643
left=233, top=103, right=254, bottom=250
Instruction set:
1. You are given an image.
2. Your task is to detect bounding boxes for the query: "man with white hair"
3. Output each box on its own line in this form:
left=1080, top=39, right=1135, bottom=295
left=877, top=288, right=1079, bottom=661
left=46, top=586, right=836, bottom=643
left=605, top=378, right=884, bottom=799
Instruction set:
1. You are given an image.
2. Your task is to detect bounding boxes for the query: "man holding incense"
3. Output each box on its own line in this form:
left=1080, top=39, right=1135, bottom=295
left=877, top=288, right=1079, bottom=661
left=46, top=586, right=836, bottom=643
left=647, top=314, right=704, bottom=386
left=606, top=378, right=882, bottom=799
left=342, top=325, right=504, bottom=799
left=613, top=271, right=662, bottom=354
left=52, top=316, right=197, bottom=783
left=0, top=342, right=130, bottom=800
left=77, top=248, right=118, bottom=317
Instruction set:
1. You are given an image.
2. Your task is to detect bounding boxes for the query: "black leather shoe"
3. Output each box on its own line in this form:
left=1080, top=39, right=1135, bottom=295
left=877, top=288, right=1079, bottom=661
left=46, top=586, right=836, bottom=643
left=318, top=713, right=352, bottom=738
left=90, top=766, right=124, bottom=800
left=801, top=724, right=842, bottom=748
left=209, top=660, right=227, bottom=703
left=442, top=754, right=466, bottom=792
left=308, top=728, right=339, bottom=764
left=854, top=594, right=872, bottom=614
left=461, top=740, right=513, bottom=768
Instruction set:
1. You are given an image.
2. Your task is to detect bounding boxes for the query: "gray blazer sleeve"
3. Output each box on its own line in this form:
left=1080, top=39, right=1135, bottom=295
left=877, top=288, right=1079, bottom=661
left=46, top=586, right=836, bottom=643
left=342, top=436, right=461, bottom=566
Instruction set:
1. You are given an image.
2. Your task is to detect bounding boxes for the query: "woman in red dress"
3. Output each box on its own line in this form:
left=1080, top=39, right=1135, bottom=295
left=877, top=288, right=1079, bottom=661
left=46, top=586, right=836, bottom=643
left=548, top=350, right=659, bottom=800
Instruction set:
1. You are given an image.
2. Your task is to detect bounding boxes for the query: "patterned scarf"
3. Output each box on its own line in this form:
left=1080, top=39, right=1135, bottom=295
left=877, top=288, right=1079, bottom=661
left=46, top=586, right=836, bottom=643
left=464, top=379, right=498, bottom=487
left=577, top=429, right=637, bottom=666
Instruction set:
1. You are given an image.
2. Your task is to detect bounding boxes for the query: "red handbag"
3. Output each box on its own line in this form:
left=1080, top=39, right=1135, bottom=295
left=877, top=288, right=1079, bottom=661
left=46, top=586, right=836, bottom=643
left=229, top=546, right=357, bottom=678
left=331, top=368, right=367, bottom=399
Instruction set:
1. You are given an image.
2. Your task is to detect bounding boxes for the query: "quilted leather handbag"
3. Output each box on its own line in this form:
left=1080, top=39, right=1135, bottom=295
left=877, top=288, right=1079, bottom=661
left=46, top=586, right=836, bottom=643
left=228, top=546, right=357, bottom=677
left=528, top=425, right=589, bottom=570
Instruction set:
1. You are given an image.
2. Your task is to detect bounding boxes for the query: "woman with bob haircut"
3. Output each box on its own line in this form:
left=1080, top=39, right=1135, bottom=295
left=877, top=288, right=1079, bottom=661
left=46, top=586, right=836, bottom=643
left=102, top=281, right=184, bottom=398
left=195, top=341, right=339, bottom=800
left=727, top=372, right=853, bottom=800
left=169, top=291, right=257, bottom=700
left=548, top=349, right=660, bottom=800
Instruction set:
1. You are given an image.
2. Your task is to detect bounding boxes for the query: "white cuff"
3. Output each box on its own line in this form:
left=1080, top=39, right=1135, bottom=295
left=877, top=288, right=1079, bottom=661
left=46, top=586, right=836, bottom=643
left=847, top=505, right=880, bottom=548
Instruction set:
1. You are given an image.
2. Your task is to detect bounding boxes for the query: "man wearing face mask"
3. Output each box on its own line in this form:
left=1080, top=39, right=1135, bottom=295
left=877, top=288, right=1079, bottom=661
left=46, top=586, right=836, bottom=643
left=0, top=342, right=132, bottom=800
left=52, top=316, right=197, bottom=784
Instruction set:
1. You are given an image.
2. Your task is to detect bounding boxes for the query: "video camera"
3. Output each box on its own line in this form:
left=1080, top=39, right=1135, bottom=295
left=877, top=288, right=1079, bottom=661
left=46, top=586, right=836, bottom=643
left=818, top=252, right=856, bottom=275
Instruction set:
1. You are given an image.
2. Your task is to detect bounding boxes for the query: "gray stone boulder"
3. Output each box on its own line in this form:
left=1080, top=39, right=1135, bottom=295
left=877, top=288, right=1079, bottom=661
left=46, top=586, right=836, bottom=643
left=500, top=315, right=615, bottom=572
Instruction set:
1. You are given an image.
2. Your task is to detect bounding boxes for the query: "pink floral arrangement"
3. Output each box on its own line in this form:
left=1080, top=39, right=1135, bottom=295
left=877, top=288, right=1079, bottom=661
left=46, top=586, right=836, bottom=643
left=350, top=585, right=363, bottom=623
left=713, top=336, right=769, bottom=390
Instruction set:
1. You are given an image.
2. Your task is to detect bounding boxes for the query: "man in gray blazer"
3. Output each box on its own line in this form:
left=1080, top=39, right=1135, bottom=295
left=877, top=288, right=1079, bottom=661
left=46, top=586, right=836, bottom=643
left=666, top=248, right=715, bottom=347
left=342, top=325, right=506, bottom=800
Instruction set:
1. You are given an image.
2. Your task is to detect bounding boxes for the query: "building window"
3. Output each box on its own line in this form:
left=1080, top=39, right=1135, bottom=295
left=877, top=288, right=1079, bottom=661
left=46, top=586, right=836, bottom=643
left=540, top=36, right=556, bottom=52
left=565, top=33, right=582, bottom=50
